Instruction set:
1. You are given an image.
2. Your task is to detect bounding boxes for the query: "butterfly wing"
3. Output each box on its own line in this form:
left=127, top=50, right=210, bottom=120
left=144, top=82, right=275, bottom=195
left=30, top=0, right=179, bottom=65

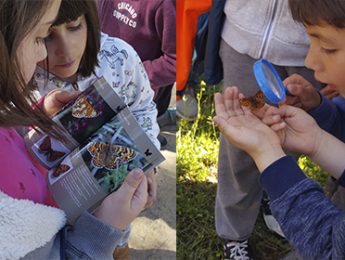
left=47, top=151, right=66, bottom=161
left=39, top=136, right=65, bottom=161
left=112, top=145, right=137, bottom=162
left=104, top=154, right=120, bottom=170
left=239, top=97, right=253, bottom=109
left=103, top=145, right=137, bottom=170
left=39, top=136, right=51, bottom=153
left=72, top=96, right=98, bottom=118
left=53, top=164, right=70, bottom=177
left=88, top=142, right=109, bottom=168
left=239, top=90, right=265, bottom=110
left=253, top=90, right=265, bottom=109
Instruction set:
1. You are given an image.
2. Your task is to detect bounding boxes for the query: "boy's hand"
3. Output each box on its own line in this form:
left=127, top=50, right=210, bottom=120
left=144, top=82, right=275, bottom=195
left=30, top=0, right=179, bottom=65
left=145, top=170, right=157, bottom=208
left=263, top=105, right=322, bottom=156
left=94, top=168, right=148, bottom=230
left=283, top=74, right=320, bottom=111
left=43, top=89, right=79, bottom=117
left=213, top=86, right=285, bottom=172
left=320, top=85, right=339, bottom=100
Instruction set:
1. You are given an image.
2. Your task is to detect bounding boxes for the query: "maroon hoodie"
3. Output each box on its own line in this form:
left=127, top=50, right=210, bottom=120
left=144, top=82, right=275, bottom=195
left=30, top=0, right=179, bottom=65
left=98, top=0, right=176, bottom=95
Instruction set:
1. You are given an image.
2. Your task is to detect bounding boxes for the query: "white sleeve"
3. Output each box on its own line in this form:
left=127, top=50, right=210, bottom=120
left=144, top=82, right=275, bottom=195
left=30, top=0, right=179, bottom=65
left=98, top=37, right=160, bottom=149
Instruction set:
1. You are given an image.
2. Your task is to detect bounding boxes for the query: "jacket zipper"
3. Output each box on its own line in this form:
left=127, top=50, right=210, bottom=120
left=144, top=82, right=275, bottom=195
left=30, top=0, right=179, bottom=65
left=258, top=0, right=278, bottom=58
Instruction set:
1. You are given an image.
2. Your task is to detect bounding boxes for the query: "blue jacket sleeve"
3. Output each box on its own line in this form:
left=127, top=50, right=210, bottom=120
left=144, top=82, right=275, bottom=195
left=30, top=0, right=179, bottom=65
left=24, top=212, right=126, bottom=259
left=309, top=95, right=345, bottom=142
left=260, top=156, right=345, bottom=259
left=203, top=0, right=225, bottom=85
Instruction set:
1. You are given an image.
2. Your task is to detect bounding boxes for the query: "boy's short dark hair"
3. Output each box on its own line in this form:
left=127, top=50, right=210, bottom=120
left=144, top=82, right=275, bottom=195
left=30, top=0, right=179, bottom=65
left=54, top=0, right=100, bottom=77
left=289, top=0, right=345, bottom=28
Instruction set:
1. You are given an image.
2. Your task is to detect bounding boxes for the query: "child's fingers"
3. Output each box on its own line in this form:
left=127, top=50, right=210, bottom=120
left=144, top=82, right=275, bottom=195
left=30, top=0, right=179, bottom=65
left=225, top=86, right=245, bottom=116
left=270, top=122, right=286, bottom=132
left=132, top=175, right=148, bottom=210
left=262, top=114, right=282, bottom=126
left=214, top=93, right=228, bottom=119
left=223, top=87, right=238, bottom=116
left=213, top=115, right=237, bottom=138
left=233, top=91, right=246, bottom=116
left=117, top=168, right=145, bottom=203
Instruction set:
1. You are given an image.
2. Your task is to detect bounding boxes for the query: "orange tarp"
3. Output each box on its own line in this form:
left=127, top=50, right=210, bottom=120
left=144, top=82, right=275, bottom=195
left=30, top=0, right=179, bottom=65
left=176, top=0, right=212, bottom=100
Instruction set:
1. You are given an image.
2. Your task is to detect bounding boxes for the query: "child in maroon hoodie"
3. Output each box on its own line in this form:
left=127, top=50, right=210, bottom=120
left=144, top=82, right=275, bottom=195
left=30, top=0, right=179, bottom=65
left=98, top=0, right=176, bottom=118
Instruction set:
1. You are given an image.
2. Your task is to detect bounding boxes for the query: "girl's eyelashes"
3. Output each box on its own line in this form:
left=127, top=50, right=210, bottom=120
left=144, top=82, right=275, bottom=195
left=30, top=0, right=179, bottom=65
left=68, top=23, right=82, bottom=31
left=320, top=47, right=337, bottom=54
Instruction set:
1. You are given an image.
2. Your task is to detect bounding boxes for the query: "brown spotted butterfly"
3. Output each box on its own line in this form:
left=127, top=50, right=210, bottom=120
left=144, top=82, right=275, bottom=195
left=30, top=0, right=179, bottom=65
left=239, top=90, right=265, bottom=110
left=39, top=136, right=66, bottom=161
left=87, top=142, right=137, bottom=170
left=72, top=96, right=99, bottom=118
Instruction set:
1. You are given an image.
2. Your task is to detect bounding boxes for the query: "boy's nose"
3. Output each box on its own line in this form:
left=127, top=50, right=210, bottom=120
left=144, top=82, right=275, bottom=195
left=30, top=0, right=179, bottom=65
left=304, top=47, right=322, bottom=72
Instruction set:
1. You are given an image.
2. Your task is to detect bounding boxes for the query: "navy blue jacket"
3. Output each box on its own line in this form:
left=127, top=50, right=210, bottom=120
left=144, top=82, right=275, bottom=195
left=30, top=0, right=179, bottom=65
left=203, top=0, right=225, bottom=85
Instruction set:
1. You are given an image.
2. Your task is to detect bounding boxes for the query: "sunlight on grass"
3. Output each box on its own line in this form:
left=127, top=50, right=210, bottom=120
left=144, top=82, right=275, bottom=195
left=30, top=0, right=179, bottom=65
left=177, top=81, right=219, bottom=183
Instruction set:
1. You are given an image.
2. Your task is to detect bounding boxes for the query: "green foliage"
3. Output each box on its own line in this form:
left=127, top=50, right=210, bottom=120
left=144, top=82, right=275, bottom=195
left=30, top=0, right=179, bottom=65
left=177, top=181, right=222, bottom=259
left=177, top=82, right=329, bottom=259
left=177, top=83, right=222, bottom=259
left=298, top=155, right=328, bottom=187
left=177, top=82, right=219, bottom=183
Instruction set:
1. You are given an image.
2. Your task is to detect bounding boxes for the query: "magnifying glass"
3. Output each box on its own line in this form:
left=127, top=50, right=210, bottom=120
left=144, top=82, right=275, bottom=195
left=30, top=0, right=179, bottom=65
left=253, top=59, right=287, bottom=105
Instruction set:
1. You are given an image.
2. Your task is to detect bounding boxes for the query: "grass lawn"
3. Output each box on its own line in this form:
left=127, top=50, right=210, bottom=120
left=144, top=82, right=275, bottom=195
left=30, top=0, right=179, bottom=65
left=176, top=82, right=329, bottom=259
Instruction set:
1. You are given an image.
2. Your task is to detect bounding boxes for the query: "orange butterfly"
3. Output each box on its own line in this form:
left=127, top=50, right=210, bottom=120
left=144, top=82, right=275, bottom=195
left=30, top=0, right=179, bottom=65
left=53, top=164, right=70, bottom=177
left=72, top=96, right=99, bottom=118
left=239, top=90, right=265, bottom=110
left=39, top=136, right=66, bottom=161
left=87, top=142, right=137, bottom=170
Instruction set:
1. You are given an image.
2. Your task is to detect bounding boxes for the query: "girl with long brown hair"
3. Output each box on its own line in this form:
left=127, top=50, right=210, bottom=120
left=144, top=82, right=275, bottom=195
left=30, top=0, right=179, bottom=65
left=0, top=1, right=148, bottom=258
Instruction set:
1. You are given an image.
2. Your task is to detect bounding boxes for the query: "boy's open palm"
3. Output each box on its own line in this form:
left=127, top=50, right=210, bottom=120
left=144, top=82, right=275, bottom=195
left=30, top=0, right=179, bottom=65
left=214, top=87, right=281, bottom=158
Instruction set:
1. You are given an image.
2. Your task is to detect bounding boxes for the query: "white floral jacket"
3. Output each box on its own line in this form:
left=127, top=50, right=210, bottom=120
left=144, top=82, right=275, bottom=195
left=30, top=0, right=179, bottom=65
left=33, top=33, right=160, bottom=149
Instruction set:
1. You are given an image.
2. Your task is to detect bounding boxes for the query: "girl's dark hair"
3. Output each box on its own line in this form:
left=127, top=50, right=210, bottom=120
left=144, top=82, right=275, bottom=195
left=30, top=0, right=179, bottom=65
left=53, top=0, right=100, bottom=77
left=0, top=0, right=63, bottom=137
left=289, top=0, right=345, bottom=28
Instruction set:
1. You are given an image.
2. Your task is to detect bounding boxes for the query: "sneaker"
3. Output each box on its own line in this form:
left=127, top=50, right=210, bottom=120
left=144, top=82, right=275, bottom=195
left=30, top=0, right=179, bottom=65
left=261, top=194, right=285, bottom=238
left=223, top=239, right=253, bottom=260
left=176, top=92, right=198, bottom=121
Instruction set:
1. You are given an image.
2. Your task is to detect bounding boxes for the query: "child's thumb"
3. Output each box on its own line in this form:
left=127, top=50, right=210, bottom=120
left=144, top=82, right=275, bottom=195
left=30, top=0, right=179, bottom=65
left=117, top=168, right=144, bottom=200
left=285, top=84, right=302, bottom=97
left=56, top=90, right=79, bottom=103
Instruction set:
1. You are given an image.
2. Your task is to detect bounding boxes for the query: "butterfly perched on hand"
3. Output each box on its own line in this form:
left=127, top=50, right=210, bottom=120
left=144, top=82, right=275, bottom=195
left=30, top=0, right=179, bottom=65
left=87, top=142, right=137, bottom=170
left=53, top=164, right=70, bottom=177
left=39, top=136, right=66, bottom=161
left=72, top=96, right=99, bottom=118
left=239, top=90, right=265, bottom=110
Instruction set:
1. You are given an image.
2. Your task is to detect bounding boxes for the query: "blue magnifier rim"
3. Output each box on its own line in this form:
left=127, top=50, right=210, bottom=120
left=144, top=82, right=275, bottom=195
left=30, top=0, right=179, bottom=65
left=253, top=59, right=286, bottom=104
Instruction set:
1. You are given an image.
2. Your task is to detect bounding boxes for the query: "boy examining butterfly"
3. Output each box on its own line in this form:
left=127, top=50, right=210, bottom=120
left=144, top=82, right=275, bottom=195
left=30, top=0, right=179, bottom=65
left=214, top=0, right=345, bottom=258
